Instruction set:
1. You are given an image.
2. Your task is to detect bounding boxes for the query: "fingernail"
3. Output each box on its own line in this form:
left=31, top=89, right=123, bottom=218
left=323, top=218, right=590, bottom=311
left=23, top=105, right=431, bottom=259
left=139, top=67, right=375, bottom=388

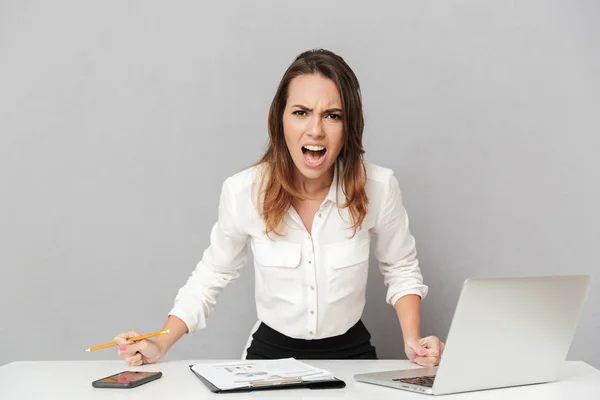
left=118, top=346, right=126, bottom=351
left=420, top=349, right=427, bottom=355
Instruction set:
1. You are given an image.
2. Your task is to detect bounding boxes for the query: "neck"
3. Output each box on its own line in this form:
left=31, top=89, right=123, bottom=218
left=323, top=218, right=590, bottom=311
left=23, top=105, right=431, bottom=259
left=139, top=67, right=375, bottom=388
left=293, top=167, right=334, bottom=199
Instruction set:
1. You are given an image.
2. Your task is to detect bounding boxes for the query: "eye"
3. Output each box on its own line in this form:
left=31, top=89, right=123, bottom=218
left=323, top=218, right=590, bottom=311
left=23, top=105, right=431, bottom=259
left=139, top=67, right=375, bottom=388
left=326, top=114, right=342, bottom=120
left=292, top=110, right=307, bottom=117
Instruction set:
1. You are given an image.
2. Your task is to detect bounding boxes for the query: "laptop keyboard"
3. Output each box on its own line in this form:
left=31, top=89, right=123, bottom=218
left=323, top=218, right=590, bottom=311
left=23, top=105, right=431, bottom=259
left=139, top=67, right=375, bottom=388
left=393, top=375, right=436, bottom=388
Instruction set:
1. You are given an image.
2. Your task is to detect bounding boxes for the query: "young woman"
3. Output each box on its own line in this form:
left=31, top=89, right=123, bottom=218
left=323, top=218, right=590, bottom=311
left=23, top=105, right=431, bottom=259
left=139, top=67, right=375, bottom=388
left=114, top=49, right=444, bottom=365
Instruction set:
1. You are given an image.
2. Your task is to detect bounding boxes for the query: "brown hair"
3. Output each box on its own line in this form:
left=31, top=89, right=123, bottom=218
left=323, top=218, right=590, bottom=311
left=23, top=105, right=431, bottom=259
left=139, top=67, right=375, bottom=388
left=258, top=49, right=367, bottom=237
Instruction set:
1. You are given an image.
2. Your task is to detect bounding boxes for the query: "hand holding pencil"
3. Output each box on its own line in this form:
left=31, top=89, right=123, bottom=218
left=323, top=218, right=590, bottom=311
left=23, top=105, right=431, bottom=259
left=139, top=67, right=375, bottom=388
left=115, top=330, right=169, bottom=366
left=86, top=329, right=170, bottom=366
left=85, top=329, right=170, bottom=352
left=88, top=317, right=188, bottom=366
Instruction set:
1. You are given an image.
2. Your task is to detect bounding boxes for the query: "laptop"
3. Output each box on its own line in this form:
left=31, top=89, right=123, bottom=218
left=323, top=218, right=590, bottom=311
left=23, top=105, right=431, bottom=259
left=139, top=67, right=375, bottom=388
left=354, top=275, right=591, bottom=395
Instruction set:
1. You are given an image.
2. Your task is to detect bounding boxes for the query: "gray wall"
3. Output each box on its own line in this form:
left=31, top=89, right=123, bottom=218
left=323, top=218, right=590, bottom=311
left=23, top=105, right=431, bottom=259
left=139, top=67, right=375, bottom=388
left=1, top=0, right=598, bottom=368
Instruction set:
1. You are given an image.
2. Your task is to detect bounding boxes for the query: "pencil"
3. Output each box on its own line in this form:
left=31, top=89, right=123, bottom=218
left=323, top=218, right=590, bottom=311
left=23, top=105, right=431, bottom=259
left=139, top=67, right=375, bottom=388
left=85, top=329, right=170, bottom=352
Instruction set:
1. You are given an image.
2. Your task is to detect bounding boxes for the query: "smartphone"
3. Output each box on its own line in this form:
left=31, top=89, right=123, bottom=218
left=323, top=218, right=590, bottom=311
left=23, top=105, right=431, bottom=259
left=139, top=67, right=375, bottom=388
left=92, top=371, right=162, bottom=389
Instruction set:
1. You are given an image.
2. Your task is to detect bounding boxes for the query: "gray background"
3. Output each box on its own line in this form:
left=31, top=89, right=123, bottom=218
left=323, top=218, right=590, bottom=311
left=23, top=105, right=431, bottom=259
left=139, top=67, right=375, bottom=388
left=1, top=0, right=598, bottom=368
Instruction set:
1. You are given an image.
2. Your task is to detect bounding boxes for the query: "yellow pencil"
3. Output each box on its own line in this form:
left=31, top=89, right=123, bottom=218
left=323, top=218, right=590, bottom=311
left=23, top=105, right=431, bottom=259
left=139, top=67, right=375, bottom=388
left=85, top=329, right=170, bottom=352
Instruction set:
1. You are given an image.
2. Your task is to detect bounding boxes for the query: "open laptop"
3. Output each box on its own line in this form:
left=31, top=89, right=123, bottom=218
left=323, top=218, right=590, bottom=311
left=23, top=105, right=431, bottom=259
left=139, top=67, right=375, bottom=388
left=354, top=275, right=591, bottom=395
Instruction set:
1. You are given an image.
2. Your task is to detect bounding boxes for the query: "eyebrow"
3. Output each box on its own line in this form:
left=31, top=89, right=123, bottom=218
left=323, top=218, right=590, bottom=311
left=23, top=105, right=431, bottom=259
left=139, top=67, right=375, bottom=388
left=291, top=104, right=343, bottom=114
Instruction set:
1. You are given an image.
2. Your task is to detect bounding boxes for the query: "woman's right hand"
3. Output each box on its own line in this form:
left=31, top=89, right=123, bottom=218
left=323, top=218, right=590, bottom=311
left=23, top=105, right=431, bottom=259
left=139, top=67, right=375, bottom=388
left=113, top=330, right=166, bottom=366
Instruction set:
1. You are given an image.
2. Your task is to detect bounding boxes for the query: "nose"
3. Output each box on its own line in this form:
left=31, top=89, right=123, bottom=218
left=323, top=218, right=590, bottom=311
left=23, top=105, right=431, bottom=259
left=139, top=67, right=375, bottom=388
left=306, top=115, right=324, bottom=139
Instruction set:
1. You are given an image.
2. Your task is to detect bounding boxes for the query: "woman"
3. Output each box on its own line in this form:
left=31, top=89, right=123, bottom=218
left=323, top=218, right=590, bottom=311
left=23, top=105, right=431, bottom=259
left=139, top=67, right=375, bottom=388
left=114, top=49, right=444, bottom=365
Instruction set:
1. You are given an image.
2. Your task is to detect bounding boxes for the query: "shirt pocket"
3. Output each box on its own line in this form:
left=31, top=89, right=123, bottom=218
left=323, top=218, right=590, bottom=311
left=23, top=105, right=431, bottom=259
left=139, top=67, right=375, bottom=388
left=252, top=239, right=302, bottom=303
left=323, top=238, right=370, bottom=302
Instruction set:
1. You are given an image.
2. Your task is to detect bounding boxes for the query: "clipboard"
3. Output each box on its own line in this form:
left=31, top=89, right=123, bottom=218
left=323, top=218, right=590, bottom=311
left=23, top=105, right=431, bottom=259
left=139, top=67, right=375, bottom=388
left=189, top=365, right=346, bottom=393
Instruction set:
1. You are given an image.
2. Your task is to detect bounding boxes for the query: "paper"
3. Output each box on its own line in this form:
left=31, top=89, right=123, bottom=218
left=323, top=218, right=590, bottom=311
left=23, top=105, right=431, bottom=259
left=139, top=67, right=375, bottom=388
left=191, top=358, right=335, bottom=390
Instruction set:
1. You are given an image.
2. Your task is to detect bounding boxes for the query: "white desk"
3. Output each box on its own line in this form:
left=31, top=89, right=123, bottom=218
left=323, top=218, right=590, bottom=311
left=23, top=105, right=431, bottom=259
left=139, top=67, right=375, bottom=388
left=1, top=360, right=599, bottom=399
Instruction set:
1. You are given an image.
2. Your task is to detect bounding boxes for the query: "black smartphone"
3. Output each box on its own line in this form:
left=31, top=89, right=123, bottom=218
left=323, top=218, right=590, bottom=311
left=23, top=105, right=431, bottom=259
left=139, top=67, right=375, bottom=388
left=92, top=371, right=162, bottom=389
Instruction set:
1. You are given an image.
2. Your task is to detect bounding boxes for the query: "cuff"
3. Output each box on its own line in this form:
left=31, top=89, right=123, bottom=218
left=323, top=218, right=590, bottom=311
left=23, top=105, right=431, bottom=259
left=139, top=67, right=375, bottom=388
left=168, top=307, right=206, bottom=335
left=388, top=286, right=429, bottom=308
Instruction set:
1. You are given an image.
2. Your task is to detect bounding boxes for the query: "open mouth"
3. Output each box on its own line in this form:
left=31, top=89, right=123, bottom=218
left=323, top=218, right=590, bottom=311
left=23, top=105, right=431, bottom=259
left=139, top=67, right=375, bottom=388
left=301, top=145, right=327, bottom=167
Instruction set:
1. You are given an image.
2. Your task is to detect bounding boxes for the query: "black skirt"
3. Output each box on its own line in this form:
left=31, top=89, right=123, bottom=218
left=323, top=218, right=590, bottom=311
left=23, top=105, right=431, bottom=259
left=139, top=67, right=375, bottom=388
left=245, top=320, right=378, bottom=360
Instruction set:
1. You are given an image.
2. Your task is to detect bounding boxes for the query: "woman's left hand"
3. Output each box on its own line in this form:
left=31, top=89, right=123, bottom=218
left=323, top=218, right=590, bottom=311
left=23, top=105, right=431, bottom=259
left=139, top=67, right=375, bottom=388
left=405, top=336, right=445, bottom=367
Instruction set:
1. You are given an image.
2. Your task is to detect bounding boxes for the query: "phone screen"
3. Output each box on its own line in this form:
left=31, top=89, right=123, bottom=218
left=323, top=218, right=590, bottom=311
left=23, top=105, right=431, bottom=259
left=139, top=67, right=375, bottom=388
left=99, top=371, right=159, bottom=383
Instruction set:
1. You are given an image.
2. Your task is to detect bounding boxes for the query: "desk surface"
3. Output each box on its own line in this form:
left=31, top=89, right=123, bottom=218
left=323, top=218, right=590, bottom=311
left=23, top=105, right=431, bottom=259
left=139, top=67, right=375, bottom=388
left=1, top=360, right=599, bottom=399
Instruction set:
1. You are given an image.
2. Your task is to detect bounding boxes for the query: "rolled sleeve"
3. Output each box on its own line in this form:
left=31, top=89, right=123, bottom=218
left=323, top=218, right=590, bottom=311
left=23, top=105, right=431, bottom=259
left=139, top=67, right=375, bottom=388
left=373, top=172, right=428, bottom=306
left=168, top=178, right=249, bottom=334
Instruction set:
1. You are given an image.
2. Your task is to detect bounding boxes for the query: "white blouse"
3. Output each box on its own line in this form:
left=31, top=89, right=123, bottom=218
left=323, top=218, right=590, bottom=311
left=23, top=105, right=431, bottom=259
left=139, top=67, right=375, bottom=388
left=169, top=162, right=427, bottom=339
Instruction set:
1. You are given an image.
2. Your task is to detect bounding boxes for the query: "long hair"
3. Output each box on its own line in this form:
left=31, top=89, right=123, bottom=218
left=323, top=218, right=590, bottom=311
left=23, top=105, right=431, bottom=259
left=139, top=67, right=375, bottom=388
left=257, top=49, right=367, bottom=237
